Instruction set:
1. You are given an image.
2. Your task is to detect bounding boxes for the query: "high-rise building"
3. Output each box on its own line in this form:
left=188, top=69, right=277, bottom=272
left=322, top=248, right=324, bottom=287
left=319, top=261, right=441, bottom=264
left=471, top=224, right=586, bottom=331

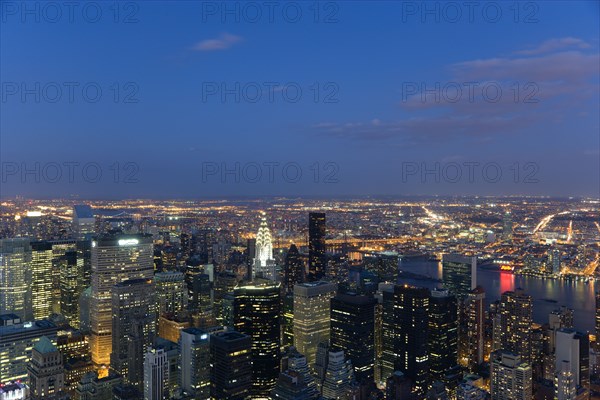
left=270, top=370, right=317, bottom=400
left=330, top=292, right=376, bottom=383
left=58, top=250, right=80, bottom=327
left=499, top=289, right=533, bottom=364
left=210, top=331, right=252, bottom=400
left=0, top=239, right=32, bottom=320
left=180, top=327, right=212, bottom=399
left=110, top=278, right=156, bottom=390
left=72, top=205, right=95, bottom=240
left=293, top=281, right=337, bottom=366
left=253, top=215, right=277, bottom=281
left=30, top=241, right=54, bottom=320
left=284, top=244, right=304, bottom=293
left=490, top=350, right=532, bottom=400
left=89, top=234, right=154, bottom=367
left=143, top=347, right=169, bottom=400
left=0, top=315, right=59, bottom=384
left=282, top=293, right=294, bottom=348
left=555, top=329, right=590, bottom=394
left=382, top=285, right=430, bottom=396
left=555, top=360, right=577, bottom=400
left=233, top=279, right=281, bottom=395
left=465, top=286, right=485, bottom=371
left=428, top=288, right=458, bottom=382
left=441, top=254, right=477, bottom=300
left=308, top=212, right=326, bottom=281
left=282, top=346, right=320, bottom=398
left=320, top=348, right=356, bottom=400
left=502, top=211, right=513, bottom=241
left=155, top=271, right=187, bottom=315
left=27, top=336, right=65, bottom=400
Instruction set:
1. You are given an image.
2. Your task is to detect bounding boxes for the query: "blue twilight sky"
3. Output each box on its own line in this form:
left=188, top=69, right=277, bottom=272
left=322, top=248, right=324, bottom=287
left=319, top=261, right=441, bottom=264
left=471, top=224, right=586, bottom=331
left=0, top=0, right=599, bottom=199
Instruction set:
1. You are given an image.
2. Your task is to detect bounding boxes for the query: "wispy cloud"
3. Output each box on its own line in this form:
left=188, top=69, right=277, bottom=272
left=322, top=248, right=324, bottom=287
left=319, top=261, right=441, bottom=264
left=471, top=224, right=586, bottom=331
left=192, top=33, right=243, bottom=52
left=313, top=37, right=599, bottom=145
left=516, top=37, right=591, bottom=55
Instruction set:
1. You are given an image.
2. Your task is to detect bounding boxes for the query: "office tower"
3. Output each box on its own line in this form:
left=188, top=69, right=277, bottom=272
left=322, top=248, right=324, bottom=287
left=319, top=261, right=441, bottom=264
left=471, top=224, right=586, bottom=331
left=330, top=292, right=376, bottom=383
left=79, top=287, right=91, bottom=334
left=499, top=289, right=533, bottom=364
left=320, top=349, right=356, bottom=399
left=180, top=327, right=213, bottom=398
left=441, top=254, right=477, bottom=299
left=143, top=347, right=169, bottom=400
left=502, top=211, right=513, bottom=241
left=56, top=328, right=92, bottom=395
left=308, top=212, right=326, bottom=281
left=428, top=288, right=458, bottom=382
left=556, top=359, right=577, bottom=400
left=282, top=293, right=294, bottom=348
left=30, top=241, right=54, bottom=320
left=363, top=251, right=399, bottom=281
left=284, top=244, right=304, bottom=292
left=548, top=248, right=562, bottom=275
left=283, top=347, right=320, bottom=398
left=110, top=278, right=156, bottom=390
left=490, top=350, right=532, bottom=400
left=314, top=341, right=330, bottom=389
left=270, top=370, right=317, bottom=400
left=0, top=315, right=58, bottom=383
left=185, top=262, right=204, bottom=309
left=210, top=331, right=252, bottom=400
left=27, top=336, right=65, bottom=399
left=89, top=234, right=154, bottom=367
left=465, top=286, right=485, bottom=371
left=385, top=371, right=413, bottom=400
left=233, top=279, right=281, bottom=395
left=155, top=271, right=187, bottom=315
left=189, top=273, right=212, bottom=315
left=388, top=285, right=430, bottom=396
left=58, top=250, right=80, bottom=327
left=293, top=281, right=337, bottom=366
left=76, top=239, right=92, bottom=295
left=253, top=215, right=277, bottom=281
left=555, top=329, right=590, bottom=394
left=72, top=205, right=95, bottom=240
left=0, top=238, right=32, bottom=320
left=213, top=271, right=237, bottom=323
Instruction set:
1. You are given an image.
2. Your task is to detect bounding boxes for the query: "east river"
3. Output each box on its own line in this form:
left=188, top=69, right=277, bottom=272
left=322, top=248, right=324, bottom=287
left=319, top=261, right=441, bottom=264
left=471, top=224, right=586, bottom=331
left=398, top=260, right=597, bottom=332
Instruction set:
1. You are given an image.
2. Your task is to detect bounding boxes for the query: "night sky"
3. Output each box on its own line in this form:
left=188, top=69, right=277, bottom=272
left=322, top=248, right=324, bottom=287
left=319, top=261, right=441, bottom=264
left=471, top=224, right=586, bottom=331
left=1, top=1, right=598, bottom=198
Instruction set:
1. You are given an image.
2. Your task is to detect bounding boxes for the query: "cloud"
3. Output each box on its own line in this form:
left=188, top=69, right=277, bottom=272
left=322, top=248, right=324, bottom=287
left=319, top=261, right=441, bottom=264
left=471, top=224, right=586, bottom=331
left=192, top=33, right=242, bottom=51
left=516, top=37, right=591, bottom=55
left=313, top=37, right=599, bottom=145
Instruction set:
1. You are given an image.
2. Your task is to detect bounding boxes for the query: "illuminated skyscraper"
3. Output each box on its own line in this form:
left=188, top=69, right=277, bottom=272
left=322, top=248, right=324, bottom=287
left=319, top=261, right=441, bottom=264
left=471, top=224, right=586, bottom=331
left=490, top=350, right=532, bottom=400
left=0, top=238, right=32, bottom=320
left=155, top=271, right=187, bottom=315
left=210, top=331, right=252, bottom=400
left=293, top=281, right=337, bottom=366
left=502, top=211, right=513, bottom=241
left=320, top=349, right=356, bottom=399
left=330, top=292, right=376, bottom=383
left=180, top=327, right=214, bottom=399
left=284, top=244, right=304, bottom=292
left=384, top=285, right=430, bottom=396
left=442, top=254, right=476, bottom=300
left=58, top=250, right=80, bottom=327
left=143, top=347, right=169, bottom=400
left=234, top=279, right=281, bottom=395
left=308, top=212, right=326, bottom=281
left=555, top=329, right=590, bottom=395
left=110, top=278, right=156, bottom=390
left=253, top=215, right=277, bottom=281
left=89, top=234, right=154, bottom=367
left=428, top=288, right=458, bottom=382
left=30, top=241, right=54, bottom=320
left=72, top=205, right=95, bottom=240
left=465, top=286, right=485, bottom=371
left=499, top=289, right=533, bottom=364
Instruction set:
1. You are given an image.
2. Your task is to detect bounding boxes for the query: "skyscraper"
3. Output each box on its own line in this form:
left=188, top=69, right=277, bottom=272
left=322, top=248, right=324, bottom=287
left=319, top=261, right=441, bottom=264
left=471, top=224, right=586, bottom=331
left=428, top=288, right=458, bottom=382
left=155, top=271, right=187, bottom=315
left=308, top=212, right=326, bottom=281
left=499, top=289, right=533, bottom=364
left=320, top=349, right=356, bottom=400
left=110, top=278, right=156, bottom=390
left=284, top=244, right=304, bottom=293
left=58, top=250, right=80, bottom=327
left=27, top=336, right=65, bottom=400
left=210, top=331, right=252, bottom=400
left=179, top=327, right=215, bottom=399
left=0, top=238, right=32, bottom=320
left=233, top=279, right=281, bottom=395
left=465, top=286, right=485, bottom=371
left=502, top=211, right=513, bottom=241
left=253, top=215, right=276, bottom=281
left=143, top=347, right=169, bottom=400
left=330, top=292, right=376, bottom=383
left=441, top=254, right=477, bottom=300
left=555, top=329, right=590, bottom=395
left=89, top=234, right=154, bottom=367
left=30, top=241, right=54, bottom=320
left=490, top=350, right=532, bottom=400
left=72, top=205, right=95, bottom=240
left=293, top=281, right=337, bottom=366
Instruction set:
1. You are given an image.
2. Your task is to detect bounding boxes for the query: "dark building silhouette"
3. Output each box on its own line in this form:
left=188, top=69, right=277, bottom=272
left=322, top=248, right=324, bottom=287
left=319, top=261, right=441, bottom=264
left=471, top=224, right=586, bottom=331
left=210, top=331, right=252, bottom=400
left=428, top=288, right=458, bottom=382
left=308, top=212, right=326, bottom=281
left=284, top=244, right=304, bottom=293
